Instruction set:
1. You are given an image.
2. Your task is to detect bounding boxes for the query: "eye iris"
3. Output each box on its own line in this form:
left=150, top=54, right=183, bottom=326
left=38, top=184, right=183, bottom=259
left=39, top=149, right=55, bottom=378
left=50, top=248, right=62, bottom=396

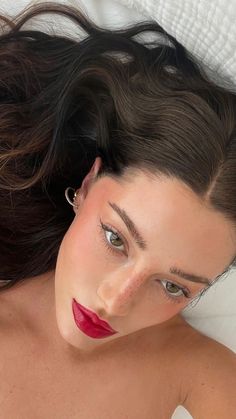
left=166, top=282, right=180, bottom=294
left=110, top=232, right=122, bottom=247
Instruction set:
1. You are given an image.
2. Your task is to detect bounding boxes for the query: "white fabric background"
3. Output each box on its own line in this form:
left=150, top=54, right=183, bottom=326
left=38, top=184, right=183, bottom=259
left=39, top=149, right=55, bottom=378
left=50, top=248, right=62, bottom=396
left=1, top=1, right=235, bottom=418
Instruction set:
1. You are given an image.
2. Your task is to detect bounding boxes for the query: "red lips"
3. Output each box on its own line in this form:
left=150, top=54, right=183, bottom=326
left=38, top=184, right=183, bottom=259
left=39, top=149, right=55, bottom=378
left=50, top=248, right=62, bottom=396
left=72, top=298, right=118, bottom=339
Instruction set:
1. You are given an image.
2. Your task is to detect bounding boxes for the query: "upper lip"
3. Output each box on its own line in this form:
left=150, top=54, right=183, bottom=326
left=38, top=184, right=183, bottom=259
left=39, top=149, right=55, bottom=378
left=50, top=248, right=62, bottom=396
left=73, top=299, right=117, bottom=332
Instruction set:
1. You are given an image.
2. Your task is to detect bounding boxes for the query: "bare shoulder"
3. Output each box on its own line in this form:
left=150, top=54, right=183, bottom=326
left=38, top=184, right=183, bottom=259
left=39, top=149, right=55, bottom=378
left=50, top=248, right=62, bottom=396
left=174, top=318, right=236, bottom=418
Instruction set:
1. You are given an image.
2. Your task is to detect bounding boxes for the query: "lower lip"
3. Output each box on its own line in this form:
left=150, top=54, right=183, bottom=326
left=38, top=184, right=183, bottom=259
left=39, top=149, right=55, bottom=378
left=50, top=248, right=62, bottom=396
left=72, top=299, right=118, bottom=339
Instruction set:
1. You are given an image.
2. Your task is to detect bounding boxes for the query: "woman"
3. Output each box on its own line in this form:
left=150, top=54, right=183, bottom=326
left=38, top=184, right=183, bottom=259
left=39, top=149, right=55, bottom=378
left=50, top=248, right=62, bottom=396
left=0, top=2, right=235, bottom=418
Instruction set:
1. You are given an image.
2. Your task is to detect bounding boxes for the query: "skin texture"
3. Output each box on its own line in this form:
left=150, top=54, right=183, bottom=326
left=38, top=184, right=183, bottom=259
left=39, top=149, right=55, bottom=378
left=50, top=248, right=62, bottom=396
left=0, top=158, right=236, bottom=419
left=54, top=157, right=236, bottom=354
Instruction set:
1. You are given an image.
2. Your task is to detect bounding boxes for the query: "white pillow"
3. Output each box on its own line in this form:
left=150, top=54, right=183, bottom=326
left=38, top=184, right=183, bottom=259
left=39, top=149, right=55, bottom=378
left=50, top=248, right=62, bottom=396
left=117, top=0, right=236, bottom=93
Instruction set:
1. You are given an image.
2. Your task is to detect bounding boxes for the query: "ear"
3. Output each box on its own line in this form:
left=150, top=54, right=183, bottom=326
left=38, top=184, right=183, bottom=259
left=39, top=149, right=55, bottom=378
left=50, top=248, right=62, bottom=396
left=73, top=157, right=102, bottom=213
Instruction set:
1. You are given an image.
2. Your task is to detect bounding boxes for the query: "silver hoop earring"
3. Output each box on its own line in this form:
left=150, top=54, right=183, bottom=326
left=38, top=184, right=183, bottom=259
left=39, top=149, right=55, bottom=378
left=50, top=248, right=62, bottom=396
left=65, top=187, right=79, bottom=209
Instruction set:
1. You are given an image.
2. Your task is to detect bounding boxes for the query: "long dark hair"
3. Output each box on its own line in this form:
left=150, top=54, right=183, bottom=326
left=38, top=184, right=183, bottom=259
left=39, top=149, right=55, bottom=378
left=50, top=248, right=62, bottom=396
left=0, top=2, right=236, bottom=293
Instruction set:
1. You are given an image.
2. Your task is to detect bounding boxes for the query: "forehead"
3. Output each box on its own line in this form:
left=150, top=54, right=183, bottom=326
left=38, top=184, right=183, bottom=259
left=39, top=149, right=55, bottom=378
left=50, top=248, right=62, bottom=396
left=89, top=170, right=235, bottom=278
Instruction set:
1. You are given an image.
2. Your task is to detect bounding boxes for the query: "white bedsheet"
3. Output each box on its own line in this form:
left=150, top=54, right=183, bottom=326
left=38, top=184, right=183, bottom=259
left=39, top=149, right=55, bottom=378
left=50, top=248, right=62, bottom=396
left=118, top=0, right=236, bottom=93
left=1, top=1, right=236, bottom=418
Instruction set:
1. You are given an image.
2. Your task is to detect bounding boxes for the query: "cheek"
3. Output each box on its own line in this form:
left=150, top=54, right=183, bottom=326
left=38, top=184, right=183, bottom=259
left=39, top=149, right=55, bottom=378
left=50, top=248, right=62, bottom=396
left=144, top=288, right=185, bottom=323
left=59, top=217, right=105, bottom=276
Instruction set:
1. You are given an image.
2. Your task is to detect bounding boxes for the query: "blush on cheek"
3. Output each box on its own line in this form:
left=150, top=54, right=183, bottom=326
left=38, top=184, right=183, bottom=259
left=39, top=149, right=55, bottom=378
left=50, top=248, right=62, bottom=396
left=63, top=217, right=103, bottom=269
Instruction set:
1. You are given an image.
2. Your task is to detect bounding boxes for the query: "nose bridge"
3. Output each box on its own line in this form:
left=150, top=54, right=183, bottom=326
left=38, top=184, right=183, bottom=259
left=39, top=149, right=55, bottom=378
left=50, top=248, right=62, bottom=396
left=97, top=266, right=147, bottom=315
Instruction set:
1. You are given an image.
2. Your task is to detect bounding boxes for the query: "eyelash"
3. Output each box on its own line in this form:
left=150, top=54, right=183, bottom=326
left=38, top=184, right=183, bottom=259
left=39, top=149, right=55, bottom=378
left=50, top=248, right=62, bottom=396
left=98, top=220, right=192, bottom=304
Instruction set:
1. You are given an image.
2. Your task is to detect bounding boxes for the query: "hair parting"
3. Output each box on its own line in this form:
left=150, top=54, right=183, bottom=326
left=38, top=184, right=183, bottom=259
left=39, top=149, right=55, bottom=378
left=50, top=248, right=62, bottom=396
left=0, top=2, right=236, bottom=294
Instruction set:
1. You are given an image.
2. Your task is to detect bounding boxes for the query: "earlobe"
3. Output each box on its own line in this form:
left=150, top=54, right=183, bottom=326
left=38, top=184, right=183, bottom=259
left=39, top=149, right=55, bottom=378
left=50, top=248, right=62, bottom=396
left=66, top=151, right=102, bottom=213
left=65, top=187, right=80, bottom=214
left=72, top=189, right=80, bottom=214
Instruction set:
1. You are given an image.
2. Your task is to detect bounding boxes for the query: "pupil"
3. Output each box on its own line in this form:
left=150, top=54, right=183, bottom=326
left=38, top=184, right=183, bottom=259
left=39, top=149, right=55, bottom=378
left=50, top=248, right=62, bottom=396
left=111, top=233, right=122, bottom=246
left=167, top=282, right=179, bottom=293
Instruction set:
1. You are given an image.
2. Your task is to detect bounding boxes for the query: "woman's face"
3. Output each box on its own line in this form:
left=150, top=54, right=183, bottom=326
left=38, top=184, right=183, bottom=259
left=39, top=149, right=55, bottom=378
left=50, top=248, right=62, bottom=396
left=54, top=158, right=235, bottom=353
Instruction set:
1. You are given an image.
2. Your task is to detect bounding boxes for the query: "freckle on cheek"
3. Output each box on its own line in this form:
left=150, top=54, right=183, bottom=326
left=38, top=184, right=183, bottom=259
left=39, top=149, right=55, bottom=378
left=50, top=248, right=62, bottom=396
left=115, top=275, right=145, bottom=305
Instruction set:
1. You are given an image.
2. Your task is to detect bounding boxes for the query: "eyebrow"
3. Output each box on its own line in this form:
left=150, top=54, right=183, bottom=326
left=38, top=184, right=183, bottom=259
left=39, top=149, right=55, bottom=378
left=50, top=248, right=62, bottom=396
left=109, top=201, right=147, bottom=250
left=108, top=201, right=212, bottom=286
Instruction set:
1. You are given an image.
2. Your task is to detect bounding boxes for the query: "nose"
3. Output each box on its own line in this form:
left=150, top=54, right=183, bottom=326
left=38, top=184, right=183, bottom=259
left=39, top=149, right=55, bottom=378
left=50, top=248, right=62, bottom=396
left=96, top=269, right=145, bottom=317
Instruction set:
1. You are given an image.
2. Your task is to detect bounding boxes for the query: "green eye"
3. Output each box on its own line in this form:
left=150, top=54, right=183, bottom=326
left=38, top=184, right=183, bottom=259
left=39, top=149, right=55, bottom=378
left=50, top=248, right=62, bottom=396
left=99, top=221, right=126, bottom=254
left=106, top=230, right=124, bottom=248
left=159, top=279, right=191, bottom=303
left=165, top=281, right=183, bottom=296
